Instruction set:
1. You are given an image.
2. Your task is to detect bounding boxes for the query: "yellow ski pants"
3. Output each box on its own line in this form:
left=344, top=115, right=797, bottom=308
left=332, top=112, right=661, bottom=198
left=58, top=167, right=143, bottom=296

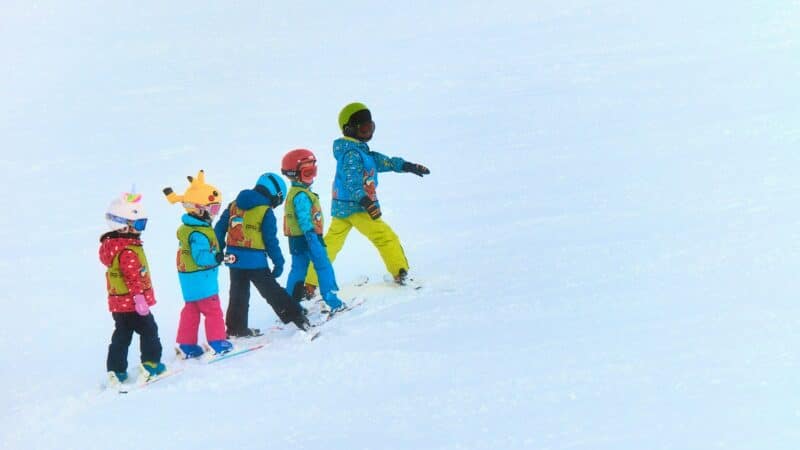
left=305, top=212, right=408, bottom=287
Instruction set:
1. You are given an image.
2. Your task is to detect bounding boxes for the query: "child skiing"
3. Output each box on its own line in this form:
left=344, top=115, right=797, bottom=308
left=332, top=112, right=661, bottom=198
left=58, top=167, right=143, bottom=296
left=214, top=172, right=312, bottom=336
left=281, top=149, right=346, bottom=312
left=99, top=191, right=166, bottom=386
left=304, top=102, right=430, bottom=296
left=163, top=170, right=233, bottom=359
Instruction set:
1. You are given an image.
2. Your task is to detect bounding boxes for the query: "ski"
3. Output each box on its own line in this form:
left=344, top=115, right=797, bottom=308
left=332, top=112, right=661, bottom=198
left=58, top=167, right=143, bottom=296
left=306, top=328, right=322, bottom=341
left=116, top=367, right=185, bottom=394
left=265, top=322, right=322, bottom=340
left=312, top=297, right=367, bottom=326
left=203, top=343, right=265, bottom=364
left=382, top=274, right=423, bottom=290
left=352, top=275, right=370, bottom=287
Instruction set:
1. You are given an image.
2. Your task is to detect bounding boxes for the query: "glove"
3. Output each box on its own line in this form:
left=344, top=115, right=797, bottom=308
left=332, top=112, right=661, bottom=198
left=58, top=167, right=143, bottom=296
left=133, top=294, right=150, bottom=316
left=359, top=196, right=382, bottom=220
left=214, top=252, right=224, bottom=264
left=402, top=162, right=430, bottom=177
left=271, top=262, right=284, bottom=278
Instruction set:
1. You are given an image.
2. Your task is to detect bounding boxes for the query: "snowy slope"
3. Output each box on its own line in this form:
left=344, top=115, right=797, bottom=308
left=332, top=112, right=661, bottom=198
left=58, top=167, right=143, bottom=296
left=2, top=1, right=800, bottom=449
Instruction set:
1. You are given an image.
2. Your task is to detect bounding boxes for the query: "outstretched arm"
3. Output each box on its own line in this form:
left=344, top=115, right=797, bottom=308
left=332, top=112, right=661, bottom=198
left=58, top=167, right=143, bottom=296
left=371, top=150, right=430, bottom=176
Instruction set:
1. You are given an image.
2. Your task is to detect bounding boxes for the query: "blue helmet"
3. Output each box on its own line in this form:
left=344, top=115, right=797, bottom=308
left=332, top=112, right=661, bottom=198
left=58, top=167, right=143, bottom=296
left=255, top=172, right=287, bottom=207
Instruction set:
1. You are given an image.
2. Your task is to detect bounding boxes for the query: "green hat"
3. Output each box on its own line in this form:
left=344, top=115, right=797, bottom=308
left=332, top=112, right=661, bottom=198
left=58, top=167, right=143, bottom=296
left=338, top=102, right=370, bottom=131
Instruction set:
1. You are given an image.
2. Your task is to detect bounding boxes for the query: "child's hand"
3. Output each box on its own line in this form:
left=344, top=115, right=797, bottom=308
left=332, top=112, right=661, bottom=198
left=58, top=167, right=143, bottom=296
left=359, top=197, right=382, bottom=220
left=133, top=294, right=150, bottom=316
left=402, top=162, right=430, bottom=177
left=271, top=262, right=284, bottom=278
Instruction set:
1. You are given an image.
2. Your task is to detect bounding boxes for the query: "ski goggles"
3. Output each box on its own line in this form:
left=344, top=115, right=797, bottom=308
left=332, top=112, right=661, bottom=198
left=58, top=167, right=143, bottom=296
left=207, top=203, right=221, bottom=216
left=299, top=162, right=318, bottom=183
left=106, top=213, right=148, bottom=231
left=183, top=202, right=221, bottom=217
left=357, top=121, right=375, bottom=135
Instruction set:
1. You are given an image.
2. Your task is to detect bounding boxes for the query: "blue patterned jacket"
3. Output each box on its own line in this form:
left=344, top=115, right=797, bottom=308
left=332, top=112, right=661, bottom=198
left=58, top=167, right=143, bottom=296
left=330, top=137, right=405, bottom=218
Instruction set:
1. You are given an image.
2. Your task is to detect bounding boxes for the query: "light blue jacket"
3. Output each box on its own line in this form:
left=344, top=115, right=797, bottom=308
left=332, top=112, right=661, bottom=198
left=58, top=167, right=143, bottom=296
left=330, top=137, right=405, bottom=218
left=177, top=214, right=220, bottom=302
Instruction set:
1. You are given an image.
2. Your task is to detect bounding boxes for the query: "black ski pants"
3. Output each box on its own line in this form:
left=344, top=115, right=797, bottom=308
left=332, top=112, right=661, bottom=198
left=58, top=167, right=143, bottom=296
left=106, top=312, right=163, bottom=373
left=226, top=268, right=303, bottom=334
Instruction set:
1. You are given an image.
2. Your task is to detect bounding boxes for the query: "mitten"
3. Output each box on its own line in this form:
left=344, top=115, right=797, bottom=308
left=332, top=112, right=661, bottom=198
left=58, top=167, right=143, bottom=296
left=359, top=196, right=382, bottom=220
left=402, top=162, right=430, bottom=177
left=271, top=262, right=284, bottom=278
left=133, top=294, right=150, bottom=316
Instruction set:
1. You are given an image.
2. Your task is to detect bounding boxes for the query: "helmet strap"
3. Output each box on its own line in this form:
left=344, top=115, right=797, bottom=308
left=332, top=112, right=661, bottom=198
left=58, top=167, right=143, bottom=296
left=255, top=181, right=283, bottom=208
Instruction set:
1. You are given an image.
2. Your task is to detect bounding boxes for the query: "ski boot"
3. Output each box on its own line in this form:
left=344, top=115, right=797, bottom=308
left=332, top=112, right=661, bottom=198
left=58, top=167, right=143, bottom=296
left=292, top=313, right=312, bottom=332
left=140, top=361, right=167, bottom=382
left=207, top=339, right=234, bottom=355
left=107, top=371, right=128, bottom=388
left=303, top=283, right=318, bottom=300
left=322, top=293, right=346, bottom=314
left=227, top=328, right=262, bottom=339
left=176, top=343, right=205, bottom=359
left=394, top=268, right=409, bottom=285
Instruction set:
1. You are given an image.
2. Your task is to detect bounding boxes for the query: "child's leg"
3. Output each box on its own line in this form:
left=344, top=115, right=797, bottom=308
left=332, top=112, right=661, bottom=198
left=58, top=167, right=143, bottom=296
left=195, top=294, right=227, bottom=342
left=309, top=246, right=340, bottom=303
left=106, top=313, right=135, bottom=373
left=350, top=212, right=409, bottom=278
left=285, top=252, right=311, bottom=299
left=176, top=302, right=201, bottom=345
left=305, top=217, right=353, bottom=287
left=132, top=313, right=163, bottom=364
left=252, top=269, right=304, bottom=323
left=225, top=268, right=251, bottom=335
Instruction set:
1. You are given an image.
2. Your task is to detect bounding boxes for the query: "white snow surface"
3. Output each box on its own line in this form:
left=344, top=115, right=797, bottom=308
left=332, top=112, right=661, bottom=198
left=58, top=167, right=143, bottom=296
left=2, top=1, right=800, bottom=449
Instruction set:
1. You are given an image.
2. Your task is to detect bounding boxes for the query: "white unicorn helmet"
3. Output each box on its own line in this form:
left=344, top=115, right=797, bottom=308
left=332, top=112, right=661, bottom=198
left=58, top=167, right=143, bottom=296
left=106, top=189, right=148, bottom=232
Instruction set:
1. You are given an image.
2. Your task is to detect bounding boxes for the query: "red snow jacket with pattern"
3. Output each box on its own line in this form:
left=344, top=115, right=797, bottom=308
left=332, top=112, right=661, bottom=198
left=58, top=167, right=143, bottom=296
left=99, top=231, right=157, bottom=313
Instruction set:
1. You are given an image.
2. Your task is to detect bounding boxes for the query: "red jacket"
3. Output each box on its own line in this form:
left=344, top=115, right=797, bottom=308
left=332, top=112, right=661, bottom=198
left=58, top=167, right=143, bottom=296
left=99, top=231, right=157, bottom=313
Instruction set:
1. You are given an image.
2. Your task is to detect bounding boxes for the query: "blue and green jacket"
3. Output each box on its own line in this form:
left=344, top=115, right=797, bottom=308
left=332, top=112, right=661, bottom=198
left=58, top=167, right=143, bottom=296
left=330, top=137, right=405, bottom=218
left=176, top=214, right=220, bottom=302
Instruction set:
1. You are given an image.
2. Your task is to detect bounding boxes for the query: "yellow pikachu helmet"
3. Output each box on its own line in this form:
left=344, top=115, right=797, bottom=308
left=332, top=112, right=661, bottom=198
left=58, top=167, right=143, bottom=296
left=163, top=170, right=223, bottom=219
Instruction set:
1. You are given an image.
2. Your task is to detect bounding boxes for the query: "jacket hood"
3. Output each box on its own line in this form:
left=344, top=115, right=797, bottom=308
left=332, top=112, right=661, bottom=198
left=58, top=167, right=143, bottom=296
left=182, top=213, right=212, bottom=227
left=333, top=137, right=369, bottom=161
left=99, top=232, right=142, bottom=267
left=234, top=188, right=270, bottom=210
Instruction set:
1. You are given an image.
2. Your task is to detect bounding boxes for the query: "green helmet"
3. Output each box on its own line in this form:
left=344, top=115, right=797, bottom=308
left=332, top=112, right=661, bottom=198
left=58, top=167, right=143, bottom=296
left=338, top=102, right=370, bottom=132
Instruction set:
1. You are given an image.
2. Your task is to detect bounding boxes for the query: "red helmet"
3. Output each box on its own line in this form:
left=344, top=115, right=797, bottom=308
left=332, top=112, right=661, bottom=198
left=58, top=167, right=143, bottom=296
left=281, top=149, right=318, bottom=184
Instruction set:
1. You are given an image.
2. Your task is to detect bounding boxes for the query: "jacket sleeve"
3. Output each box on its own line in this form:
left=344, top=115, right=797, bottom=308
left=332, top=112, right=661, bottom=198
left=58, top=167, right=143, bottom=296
left=261, top=208, right=285, bottom=267
left=214, top=204, right=231, bottom=252
left=293, top=192, right=316, bottom=234
left=119, top=249, right=145, bottom=295
left=189, top=231, right=219, bottom=267
left=370, top=150, right=405, bottom=173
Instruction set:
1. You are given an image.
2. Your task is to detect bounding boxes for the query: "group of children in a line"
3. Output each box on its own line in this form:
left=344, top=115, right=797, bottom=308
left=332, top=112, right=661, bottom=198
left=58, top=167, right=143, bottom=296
left=99, top=102, right=430, bottom=385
